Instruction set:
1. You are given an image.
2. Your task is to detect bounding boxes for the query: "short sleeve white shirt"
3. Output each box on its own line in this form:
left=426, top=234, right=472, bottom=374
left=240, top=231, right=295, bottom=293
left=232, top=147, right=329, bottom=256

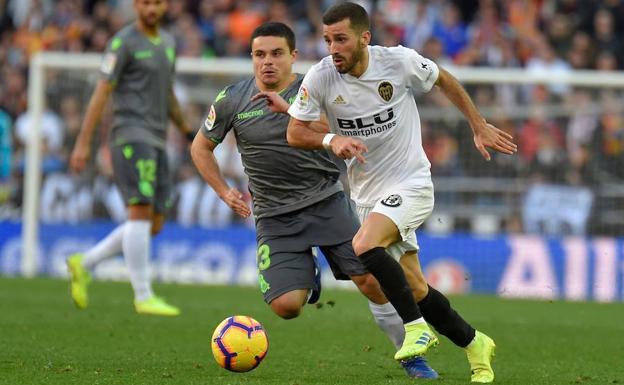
left=288, top=45, right=439, bottom=206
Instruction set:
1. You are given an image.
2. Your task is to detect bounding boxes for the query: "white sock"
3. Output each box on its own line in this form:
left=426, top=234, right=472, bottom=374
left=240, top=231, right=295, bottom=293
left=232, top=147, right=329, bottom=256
left=368, top=301, right=406, bottom=349
left=122, top=220, right=154, bottom=301
left=405, top=317, right=426, bottom=327
left=82, top=224, right=125, bottom=269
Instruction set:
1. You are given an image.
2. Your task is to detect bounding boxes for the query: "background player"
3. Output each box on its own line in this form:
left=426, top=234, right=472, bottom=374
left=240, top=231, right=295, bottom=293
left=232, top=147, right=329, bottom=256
left=287, top=2, right=517, bottom=382
left=66, top=0, right=194, bottom=316
left=191, top=22, right=437, bottom=379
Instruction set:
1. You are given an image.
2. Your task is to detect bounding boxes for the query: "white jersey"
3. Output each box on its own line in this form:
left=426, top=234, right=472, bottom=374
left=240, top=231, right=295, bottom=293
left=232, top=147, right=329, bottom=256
left=288, top=45, right=439, bottom=206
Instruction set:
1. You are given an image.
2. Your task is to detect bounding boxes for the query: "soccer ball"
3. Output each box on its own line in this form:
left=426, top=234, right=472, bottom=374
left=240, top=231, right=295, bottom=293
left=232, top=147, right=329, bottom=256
left=211, top=315, right=269, bottom=372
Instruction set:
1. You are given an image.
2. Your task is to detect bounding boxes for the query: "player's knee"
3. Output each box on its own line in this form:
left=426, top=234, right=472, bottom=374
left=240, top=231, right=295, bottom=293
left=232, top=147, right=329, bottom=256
left=352, top=234, right=377, bottom=256
left=269, top=296, right=303, bottom=320
left=351, top=273, right=386, bottom=303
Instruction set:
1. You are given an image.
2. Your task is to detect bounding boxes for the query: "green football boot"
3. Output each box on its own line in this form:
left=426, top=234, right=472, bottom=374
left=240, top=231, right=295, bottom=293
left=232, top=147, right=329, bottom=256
left=465, top=331, right=496, bottom=383
left=134, top=296, right=180, bottom=316
left=394, top=322, right=439, bottom=361
left=66, top=253, right=91, bottom=309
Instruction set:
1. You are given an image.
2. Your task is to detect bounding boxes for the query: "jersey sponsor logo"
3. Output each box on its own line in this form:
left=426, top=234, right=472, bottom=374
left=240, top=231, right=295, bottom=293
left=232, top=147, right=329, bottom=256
left=134, top=49, right=153, bottom=59
left=378, top=81, right=393, bottom=102
left=381, top=194, right=402, bottom=207
left=100, top=53, right=117, bottom=75
left=332, top=95, right=347, bottom=104
left=204, top=105, right=216, bottom=131
left=336, top=108, right=396, bottom=137
left=237, top=109, right=264, bottom=120
left=297, top=85, right=309, bottom=108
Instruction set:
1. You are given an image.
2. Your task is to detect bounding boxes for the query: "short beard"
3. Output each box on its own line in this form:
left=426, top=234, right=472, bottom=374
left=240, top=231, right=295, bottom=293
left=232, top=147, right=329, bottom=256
left=338, top=43, right=365, bottom=74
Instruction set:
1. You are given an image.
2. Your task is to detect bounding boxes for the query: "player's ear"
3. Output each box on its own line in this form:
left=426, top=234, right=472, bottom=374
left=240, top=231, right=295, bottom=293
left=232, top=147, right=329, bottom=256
left=290, top=48, right=299, bottom=62
left=361, top=30, right=371, bottom=46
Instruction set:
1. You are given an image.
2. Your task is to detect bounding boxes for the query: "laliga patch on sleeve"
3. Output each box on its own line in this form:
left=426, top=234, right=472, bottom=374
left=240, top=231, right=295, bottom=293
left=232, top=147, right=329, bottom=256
left=204, top=105, right=216, bottom=131
left=297, top=85, right=309, bottom=109
left=100, top=53, right=117, bottom=75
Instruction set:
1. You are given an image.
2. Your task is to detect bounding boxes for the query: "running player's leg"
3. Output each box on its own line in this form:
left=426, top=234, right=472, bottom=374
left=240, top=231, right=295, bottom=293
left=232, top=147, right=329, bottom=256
left=67, top=214, right=125, bottom=309
left=321, top=241, right=438, bottom=379
left=352, top=213, right=437, bottom=361
left=108, top=142, right=178, bottom=316
left=383, top=183, right=495, bottom=382
left=258, top=245, right=318, bottom=319
left=396, top=248, right=495, bottom=383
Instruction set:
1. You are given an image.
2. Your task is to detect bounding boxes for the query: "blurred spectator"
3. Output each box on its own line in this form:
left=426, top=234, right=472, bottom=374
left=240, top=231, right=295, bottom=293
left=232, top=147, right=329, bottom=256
left=14, top=106, right=65, bottom=173
left=588, top=109, right=624, bottom=182
left=0, top=108, right=11, bottom=181
left=432, top=2, right=469, bottom=59
left=591, top=8, right=623, bottom=69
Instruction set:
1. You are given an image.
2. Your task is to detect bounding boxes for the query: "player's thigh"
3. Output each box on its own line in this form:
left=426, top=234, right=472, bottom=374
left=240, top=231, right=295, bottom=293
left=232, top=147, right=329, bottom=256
left=356, top=185, right=434, bottom=258
left=320, top=241, right=367, bottom=280
left=352, top=212, right=402, bottom=254
left=257, top=243, right=317, bottom=306
left=111, top=142, right=160, bottom=209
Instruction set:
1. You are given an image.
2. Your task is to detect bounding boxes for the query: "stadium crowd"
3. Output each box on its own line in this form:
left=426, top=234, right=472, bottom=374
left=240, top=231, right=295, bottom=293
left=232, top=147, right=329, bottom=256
left=1, top=0, right=624, bottom=234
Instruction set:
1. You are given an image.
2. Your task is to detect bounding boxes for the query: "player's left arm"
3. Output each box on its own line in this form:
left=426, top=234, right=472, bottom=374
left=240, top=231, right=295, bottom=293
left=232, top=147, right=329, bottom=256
left=168, top=87, right=195, bottom=142
left=435, top=67, right=517, bottom=160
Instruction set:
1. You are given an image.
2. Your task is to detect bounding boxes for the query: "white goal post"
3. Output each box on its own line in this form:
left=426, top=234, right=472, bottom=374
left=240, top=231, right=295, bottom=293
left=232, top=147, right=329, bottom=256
left=21, top=51, right=624, bottom=276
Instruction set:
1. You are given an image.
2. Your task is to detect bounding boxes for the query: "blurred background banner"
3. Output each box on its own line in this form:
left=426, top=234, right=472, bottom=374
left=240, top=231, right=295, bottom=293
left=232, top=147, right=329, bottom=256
left=2, top=221, right=622, bottom=303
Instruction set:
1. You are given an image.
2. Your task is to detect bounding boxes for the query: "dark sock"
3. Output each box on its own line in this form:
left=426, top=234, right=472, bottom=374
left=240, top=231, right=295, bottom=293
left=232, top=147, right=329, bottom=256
left=418, top=285, right=475, bottom=347
left=359, top=247, right=421, bottom=322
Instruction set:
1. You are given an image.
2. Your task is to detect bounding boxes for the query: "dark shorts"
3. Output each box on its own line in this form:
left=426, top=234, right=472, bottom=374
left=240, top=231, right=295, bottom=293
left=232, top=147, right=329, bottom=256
left=110, top=142, right=172, bottom=214
left=255, top=192, right=367, bottom=303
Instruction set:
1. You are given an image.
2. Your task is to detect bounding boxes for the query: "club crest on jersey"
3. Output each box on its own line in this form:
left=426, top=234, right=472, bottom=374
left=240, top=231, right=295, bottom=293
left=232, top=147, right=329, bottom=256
left=381, top=194, right=402, bottom=207
left=204, top=105, right=216, bottom=131
left=378, top=81, right=393, bottom=102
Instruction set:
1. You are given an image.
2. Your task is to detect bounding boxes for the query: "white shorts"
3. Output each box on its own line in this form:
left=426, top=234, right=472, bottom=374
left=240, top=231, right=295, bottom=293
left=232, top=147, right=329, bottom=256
left=356, top=185, right=434, bottom=260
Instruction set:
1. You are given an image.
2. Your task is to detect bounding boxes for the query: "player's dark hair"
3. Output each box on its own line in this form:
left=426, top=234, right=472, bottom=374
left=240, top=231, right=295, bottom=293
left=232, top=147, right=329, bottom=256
left=250, top=22, right=296, bottom=52
left=322, top=2, right=370, bottom=33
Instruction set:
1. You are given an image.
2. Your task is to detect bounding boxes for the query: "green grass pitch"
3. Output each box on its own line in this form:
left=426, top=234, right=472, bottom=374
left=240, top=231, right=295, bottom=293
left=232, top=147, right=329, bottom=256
left=0, top=277, right=622, bottom=385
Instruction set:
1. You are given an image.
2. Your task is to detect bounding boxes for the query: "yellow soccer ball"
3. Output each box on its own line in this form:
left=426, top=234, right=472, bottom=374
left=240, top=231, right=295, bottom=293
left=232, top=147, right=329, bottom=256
left=211, top=316, right=269, bottom=372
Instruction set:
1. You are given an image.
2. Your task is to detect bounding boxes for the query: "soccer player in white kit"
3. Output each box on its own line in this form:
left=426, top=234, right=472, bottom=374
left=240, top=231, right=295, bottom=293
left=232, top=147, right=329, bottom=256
left=287, top=2, right=516, bottom=383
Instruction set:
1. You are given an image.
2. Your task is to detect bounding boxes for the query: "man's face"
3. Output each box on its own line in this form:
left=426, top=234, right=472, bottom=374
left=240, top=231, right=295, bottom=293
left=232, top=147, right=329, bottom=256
left=251, top=36, right=296, bottom=88
left=135, top=0, right=167, bottom=28
left=323, top=18, right=368, bottom=74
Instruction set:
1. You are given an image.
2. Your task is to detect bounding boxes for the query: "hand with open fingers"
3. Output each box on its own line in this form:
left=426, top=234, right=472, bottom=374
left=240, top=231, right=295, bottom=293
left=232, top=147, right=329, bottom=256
left=250, top=91, right=290, bottom=114
left=69, top=145, right=90, bottom=173
left=472, top=120, right=517, bottom=161
left=330, top=135, right=368, bottom=164
left=222, top=187, right=251, bottom=218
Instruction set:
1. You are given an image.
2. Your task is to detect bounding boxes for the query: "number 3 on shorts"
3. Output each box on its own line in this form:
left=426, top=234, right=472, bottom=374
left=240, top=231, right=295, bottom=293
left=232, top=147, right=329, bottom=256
left=257, top=244, right=271, bottom=271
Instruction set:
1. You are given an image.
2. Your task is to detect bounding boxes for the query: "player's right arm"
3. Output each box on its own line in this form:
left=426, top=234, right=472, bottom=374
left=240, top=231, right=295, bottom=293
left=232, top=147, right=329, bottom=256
left=71, top=34, right=129, bottom=173
left=191, top=88, right=251, bottom=218
left=190, top=134, right=250, bottom=218
left=70, top=80, right=113, bottom=172
left=286, top=70, right=367, bottom=163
